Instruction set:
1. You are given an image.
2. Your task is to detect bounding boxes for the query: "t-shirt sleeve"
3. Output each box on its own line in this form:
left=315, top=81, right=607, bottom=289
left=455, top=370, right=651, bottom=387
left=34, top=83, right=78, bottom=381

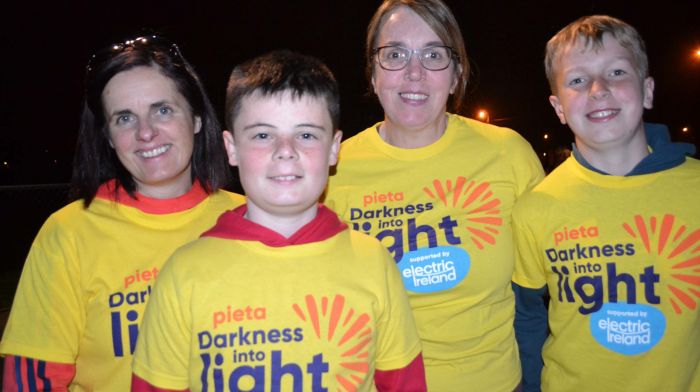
left=0, top=217, right=84, bottom=364
left=510, top=133, right=546, bottom=197
left=512, top=204, right=548, bottom=289
left=373, top=249, right=422, bottom=371
left=132, top=256, right=191, bottom=390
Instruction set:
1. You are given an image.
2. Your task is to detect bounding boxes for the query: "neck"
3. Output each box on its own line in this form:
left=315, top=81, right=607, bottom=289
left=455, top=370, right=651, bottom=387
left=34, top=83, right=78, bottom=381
left=576, top=134, right=649, bottom=175
left=136, top=180, right=194, bottom=199
left=379, top=114, right=448, bottom=149
left=244, top=201, right=319, bottom=238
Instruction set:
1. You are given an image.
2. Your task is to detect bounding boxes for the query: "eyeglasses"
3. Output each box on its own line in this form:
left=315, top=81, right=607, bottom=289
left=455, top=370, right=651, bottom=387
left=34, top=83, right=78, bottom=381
left=373, top=45, right=455, bottom=71
left=86, top=35, right=183, bottom=75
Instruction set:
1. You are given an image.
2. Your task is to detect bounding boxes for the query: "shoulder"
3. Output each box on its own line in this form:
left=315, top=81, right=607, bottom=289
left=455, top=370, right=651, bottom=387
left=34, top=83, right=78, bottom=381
left=209, top=189, right=246, bottom=206
left=448, top=113, right=532, bottom=147
left=338, top=124, right=381, bottom=155
left=679, top=155, right=700, bottom=171
left=337, top=229, right=397, bottom=269
left=39, top=198, right=99, bottom=233
left=513, top=158, right=576, bottom=213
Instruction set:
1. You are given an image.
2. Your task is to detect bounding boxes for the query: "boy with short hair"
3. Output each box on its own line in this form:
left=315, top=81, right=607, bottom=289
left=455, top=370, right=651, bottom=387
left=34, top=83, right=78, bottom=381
left=131, top=50, right=426, bottom=392
left=512, top=15, right=700, bottom=391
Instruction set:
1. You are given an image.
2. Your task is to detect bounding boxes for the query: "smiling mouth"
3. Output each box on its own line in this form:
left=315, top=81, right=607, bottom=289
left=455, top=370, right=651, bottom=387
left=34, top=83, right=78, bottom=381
left=587, top=109, right=620, bottom=119
left=270, top=175, right=300, bottom=181
left=399, top=92, right=428, bottom=101
left=138, top=144, right=171, bottom=158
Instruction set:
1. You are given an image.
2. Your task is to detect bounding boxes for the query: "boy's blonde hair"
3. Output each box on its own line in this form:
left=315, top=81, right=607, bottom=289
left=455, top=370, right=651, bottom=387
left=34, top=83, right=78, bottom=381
left=545, top=15, right=649, bottom=93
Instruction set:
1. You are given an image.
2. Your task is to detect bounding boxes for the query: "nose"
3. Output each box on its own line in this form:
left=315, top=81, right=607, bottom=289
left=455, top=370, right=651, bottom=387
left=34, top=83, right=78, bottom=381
left=589, top=78, right=610, bottom=100
left=274, top=137, right=299, bottom=161
left=136, top=119, right=158, bottom=141
left=404, top=52, right=424, bottom=81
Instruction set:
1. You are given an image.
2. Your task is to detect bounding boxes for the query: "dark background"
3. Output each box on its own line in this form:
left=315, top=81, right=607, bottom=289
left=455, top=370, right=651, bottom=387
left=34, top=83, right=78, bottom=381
left=1, top=0, right=699, bottom=185
left=0, top=0, right=699, bottom=359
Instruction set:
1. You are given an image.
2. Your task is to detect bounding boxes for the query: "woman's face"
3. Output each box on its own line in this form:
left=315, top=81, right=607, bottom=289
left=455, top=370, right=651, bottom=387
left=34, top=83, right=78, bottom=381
left=102, top=66, right=201, bottom=199
left=371, top=6, right=459, bottom=133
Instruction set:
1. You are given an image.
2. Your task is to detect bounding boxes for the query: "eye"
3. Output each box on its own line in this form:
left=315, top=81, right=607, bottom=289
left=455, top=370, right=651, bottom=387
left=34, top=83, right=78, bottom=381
left=568, top=77, right=585, bottom=86
left=252, top=132, right=269, bottom=140
left=382, top=47, right=408, bottom=61
left=611, top=69, right=627, bottom=76
left=299, top=132, right=318, bottom=140
left=115, top=114, right=134, bottom=125
left=424, top=48, right=444, bottom=60
left=158, top=106, right=173, bottom=115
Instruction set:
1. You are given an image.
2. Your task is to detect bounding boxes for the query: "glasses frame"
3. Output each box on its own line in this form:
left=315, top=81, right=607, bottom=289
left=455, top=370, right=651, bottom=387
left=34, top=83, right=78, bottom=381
left=373, top=45, right=456, bottom=71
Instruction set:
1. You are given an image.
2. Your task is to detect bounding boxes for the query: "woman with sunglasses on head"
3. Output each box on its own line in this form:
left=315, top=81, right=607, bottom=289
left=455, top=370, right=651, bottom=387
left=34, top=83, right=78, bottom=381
left=0, top=36, right=244, bottom=390
left=324, top=1, right=544, bottom=390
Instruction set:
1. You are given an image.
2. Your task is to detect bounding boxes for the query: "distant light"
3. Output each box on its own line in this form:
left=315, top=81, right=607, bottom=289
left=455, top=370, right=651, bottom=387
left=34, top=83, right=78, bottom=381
left=682, top=127, right=689, bottom=133
left=3, top=161, right=7, bottom=166
left=543, top=133, right=549, bottom=140
left=542, top=152, right=547, bottom=157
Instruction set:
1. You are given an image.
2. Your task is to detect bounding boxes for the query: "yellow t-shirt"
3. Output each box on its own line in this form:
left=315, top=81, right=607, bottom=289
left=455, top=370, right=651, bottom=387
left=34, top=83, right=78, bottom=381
left=0, top=182, right=244, bottom=391
left=132, top=206, right=421, bottom=391
left=513, top=156, right=700, bottom=391
left=325, top=113, right=544, bottom=391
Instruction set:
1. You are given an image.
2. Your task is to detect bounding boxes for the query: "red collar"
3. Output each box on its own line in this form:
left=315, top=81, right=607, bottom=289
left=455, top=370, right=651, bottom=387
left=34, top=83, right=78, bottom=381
left=202, top=204, right=348, bottom=247
left=95, top=180, right=208, bottom=214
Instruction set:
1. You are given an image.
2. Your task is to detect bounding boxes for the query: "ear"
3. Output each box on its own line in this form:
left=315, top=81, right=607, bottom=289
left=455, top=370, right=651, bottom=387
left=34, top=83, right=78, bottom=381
left=328, top=130, right=343, bottom=166
left=642, top=76, right=654, bottom=110
left=222, top=130, right=238, bottom=166
left=371, top=72, right=378, bottom=95
left=549, top=95, right=567, bottom=124
left=450, top=64, right=463, bottom=94
left=193, top=116, right=202, bottom=134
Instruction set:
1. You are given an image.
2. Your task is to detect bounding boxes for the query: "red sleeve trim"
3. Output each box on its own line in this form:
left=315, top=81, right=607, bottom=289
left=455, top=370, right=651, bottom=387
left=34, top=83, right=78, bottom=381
left=3, top=355, right=75, bottom=392
left=374, top=353, right=427, bottom=392
left=131, top=374, right=190, bottom=392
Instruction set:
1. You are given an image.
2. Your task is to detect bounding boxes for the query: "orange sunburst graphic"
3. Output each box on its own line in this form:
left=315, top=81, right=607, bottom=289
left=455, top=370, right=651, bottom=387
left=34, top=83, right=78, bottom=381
left=292, top=294, right=372, bottom=392
left=423, top=176, right=502, bottom=250
left=622, top=214, right=700, bottom=314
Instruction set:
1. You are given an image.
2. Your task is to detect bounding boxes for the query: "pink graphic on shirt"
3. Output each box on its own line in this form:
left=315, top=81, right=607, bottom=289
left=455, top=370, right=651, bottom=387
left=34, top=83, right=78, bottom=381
left=623, top=214, right=700, bottom=314
left=292, top=294, right=371, bottom=392
left=423, top=177, right=502, bottom=250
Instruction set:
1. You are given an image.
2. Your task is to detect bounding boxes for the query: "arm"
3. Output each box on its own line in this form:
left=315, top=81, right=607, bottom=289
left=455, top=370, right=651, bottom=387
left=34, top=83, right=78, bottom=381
left=513, top=282, right=548, bottom=392
left=3, top=355, right=76, bottom=392
left=374, top=353, right=426, bottom=392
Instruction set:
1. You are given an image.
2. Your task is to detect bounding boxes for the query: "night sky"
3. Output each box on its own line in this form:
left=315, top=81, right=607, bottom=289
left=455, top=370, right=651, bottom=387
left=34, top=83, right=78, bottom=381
left=1, top=0, right=698, bottom=185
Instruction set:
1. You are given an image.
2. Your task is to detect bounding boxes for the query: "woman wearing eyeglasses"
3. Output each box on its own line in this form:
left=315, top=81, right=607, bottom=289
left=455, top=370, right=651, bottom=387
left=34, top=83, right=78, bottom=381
left=324, top=1, right=544, bottom=390
left=0, top=36, right=244, bottom=390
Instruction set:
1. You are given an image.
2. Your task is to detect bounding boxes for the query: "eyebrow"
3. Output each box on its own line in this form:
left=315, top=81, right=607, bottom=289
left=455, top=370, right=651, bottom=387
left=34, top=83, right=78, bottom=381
left=110, top=109, right=133, bottom=118
left=241, top=122, right=328, bottom=131
left=108, top=100, right=173, bottom=117
left=380, top=40, right=445, bottom=48
left=150, top=100, right=169, bottom=108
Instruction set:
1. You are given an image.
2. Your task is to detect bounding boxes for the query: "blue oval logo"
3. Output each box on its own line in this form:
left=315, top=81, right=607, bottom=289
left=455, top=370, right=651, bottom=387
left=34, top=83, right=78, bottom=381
left=589, top=303, right=666, bottom=355
left=397, top=246, right=470, bottom=293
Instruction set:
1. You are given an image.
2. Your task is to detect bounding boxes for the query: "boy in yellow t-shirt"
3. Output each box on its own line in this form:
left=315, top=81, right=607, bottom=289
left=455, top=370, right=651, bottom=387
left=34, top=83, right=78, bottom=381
left=513, top=15, right=699, bottom=392
left=132, top=50, right=426, bottom=391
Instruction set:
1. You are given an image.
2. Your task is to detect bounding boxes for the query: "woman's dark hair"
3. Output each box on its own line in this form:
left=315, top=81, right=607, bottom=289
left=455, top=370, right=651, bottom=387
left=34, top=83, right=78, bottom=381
left=70, top=36, right=231, bottom=206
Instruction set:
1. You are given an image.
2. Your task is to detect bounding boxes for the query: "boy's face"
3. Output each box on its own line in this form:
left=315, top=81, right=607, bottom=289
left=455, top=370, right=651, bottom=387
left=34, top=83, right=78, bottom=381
left=224, top=90, right=341, bottom=220
left=549, top=33, right=654, bottom=152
